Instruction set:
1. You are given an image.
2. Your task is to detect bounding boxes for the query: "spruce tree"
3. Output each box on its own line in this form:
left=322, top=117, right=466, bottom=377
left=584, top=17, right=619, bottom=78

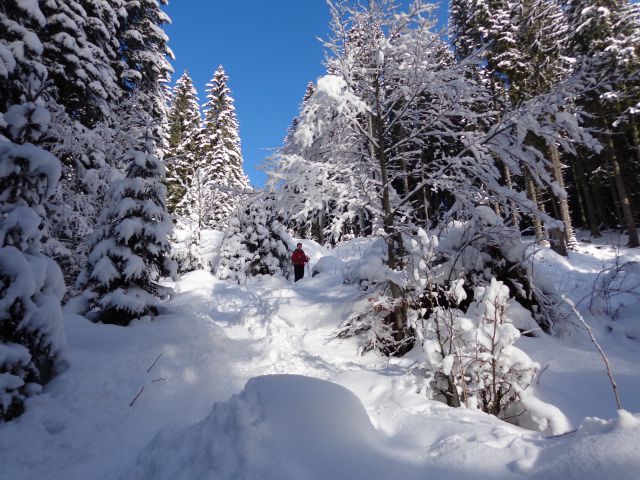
left=39, top=0, right=121, bottom=127
left=166, top=70, right=203, bottom=215
left=0, top=3, right=66, bottom=419
left=115, top=0, right=173, bottom=120
left=84, top=108, right=173, bottom=325
left=216, top=194, right=293, bottom=283
left=448, top=0, right=496, bottom=62
left=0, top=101, right=67, bottom=422
left=200, top=66, right=249, bottom=228
left=449, top=0, right=579, bottom=252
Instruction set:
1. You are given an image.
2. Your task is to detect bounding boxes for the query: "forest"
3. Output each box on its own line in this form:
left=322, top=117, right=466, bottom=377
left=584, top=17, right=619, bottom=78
left=1, top=0, right=639, bottom=479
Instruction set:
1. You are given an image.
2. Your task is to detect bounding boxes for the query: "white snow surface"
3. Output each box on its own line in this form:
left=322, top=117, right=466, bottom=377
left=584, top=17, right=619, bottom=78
left=1, top=233, right=639, bottom=479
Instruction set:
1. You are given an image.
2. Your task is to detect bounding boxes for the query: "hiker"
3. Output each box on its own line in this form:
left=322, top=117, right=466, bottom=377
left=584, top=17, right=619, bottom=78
left=291, top=243, right=310, bottom=282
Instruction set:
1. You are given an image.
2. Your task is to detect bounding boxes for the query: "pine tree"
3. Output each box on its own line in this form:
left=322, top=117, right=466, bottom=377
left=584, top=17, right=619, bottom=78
left=450, top=0, right=580, bottom=253
left=39, top=0, right=121, bottom=127
left=39, top=0, right=124, bottom=292
left=0, top=102, right=67, bottom=422
left=448, top=0, right=496, bottom=62
left=166, top=70, right=203, bottom=215
left=84, top=107, right=173, bottom=325
left=40, top=0, right=177, bottom=294
left=0, top=0, right=47, bottom=110
left=200, top=66, right=249, bottom=228
left=216, top=194, right=293, bottom=283
left=115, top=0, right=173, bottom=120
left=0, top=3, right=66, bottom=418
left=275, top=81, right=342, bottom=243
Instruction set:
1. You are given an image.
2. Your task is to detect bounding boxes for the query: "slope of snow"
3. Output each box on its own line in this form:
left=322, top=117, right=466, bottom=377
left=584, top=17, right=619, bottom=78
left=0, top=235, right=639, bottom=479
left=130, top=374, right=640, bottom=480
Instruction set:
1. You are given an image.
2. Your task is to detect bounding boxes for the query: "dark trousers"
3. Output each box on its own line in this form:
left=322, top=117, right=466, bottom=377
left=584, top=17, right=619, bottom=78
left=294, top=265, right=305, bottom=282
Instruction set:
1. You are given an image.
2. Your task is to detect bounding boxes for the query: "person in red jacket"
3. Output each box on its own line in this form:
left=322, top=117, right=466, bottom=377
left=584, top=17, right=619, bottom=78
left=291, top=243, right=309, bottom=282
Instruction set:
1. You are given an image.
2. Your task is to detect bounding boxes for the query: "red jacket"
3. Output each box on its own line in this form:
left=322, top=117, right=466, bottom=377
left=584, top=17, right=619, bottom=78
left=291, top=249, right=309, bottom=266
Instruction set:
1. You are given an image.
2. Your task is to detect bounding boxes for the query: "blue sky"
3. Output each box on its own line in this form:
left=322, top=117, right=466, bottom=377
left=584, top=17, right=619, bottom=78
left=164, top=1, right=449, bottom=187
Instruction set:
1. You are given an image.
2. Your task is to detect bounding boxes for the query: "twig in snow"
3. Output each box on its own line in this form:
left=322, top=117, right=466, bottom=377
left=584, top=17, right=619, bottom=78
left=536, top=364, right=549, bottom=385
left=146, top=353, right=163, bottom=374
left=129, top=386, right=144, bottom=407
left=129, top=354, right=164, bottom=407
left=546, top=428, right=578, bottom=439
left=561, top=296, right=623, bottom=410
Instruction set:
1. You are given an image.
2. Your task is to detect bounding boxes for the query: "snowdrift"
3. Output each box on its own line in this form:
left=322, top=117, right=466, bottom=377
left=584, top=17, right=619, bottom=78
left=128, top=374, right=640, bottom=480
left=130, top=375, right=415, bottom=480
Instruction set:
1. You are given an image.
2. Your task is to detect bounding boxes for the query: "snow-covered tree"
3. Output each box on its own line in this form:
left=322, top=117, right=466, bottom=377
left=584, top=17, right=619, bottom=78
left=563, top=0, right=640, bottom=247
left=0, top=75, right=66, bottom=422
left=272, top=80, right=378, bottom=245
left=39, top=0, right=121, bottom=127
left=200, top=66, right=249, bottom=228
left=277, top=0, right=598, bottom=353
left=0, top=0, right=47, bottom=111
left=282, top=81, right=316, bottom=151
left=83, top=108, right=173, bottom=325
left=449, top=0, right=579, bottom=252
left=44, top=111, right=116, bottom=293
left=216, top=194, right=293, bottom=283
left=166, top=70, right=203, bottom=215
left=115, top=0, right=173, bottom=120
left=448, top=0, right=496, bottom=62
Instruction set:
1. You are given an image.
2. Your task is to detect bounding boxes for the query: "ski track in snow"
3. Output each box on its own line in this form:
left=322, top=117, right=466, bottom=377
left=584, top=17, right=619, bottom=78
left=1, top=236, right=639, bottom=479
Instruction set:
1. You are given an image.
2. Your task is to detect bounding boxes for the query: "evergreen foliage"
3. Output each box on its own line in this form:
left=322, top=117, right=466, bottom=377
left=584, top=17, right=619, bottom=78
left=166, top=70, right=203, bottom=215
left=216, top=194, right=293, bottom=283
left=200, top=65, right=249, bottom=228
left=0, top=0, right=174, bottom=421
left=84, top=108, right=173, bottom=326
left=562, top=0, right=640, bottom=247
left=115, top=0, right=173, bottom=119
left=0, top=55, right=65, bottom=421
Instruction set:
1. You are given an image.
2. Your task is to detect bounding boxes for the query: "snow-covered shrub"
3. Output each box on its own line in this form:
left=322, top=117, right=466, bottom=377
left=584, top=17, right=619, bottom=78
left=169, top=220, right=206, bottom=274
left=421, top=278, right=539, bottom=416
left=400, top=217, right=548, bottom=417
left=0, top=102, right=66, bottom=421
left=335, top=207, right=554, bottom=360
left=334, top=238, right=415, bottom=356
left=412, top=209, right=557, bottom=332
left=590, top=260, right=640, bottom=320
left=589, top=259, right=640, bottom=340
left=83, top=112, right=173, bottom=325
left=215, top=195, right=294, bottom=283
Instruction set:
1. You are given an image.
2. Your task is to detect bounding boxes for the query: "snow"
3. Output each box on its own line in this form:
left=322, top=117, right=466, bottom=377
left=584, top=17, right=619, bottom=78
left=294, top=74, right=368, bottom=149
left=1, top=235, right=640, bottom=479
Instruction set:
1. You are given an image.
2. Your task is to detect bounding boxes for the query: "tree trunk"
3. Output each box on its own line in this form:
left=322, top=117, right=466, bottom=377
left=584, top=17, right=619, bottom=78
left=630, top=120, right=640, bottom=165
left=549, top=143, right=576, bottom=252
left=524, top=168, right=544, bottom=242
left=371, top=110, right=413, bottom=355
left=606, top=129, right=639, bottom=247
left=574, top=157, right=600, bottom=237
left=502, top=162, right=520, bottom=227
left=573, top=171, right=588, bottom=230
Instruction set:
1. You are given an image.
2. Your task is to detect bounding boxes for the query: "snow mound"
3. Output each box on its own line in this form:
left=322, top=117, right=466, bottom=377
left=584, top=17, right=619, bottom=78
left=528, top=410, right=640, bottom=479
left=311, top=255, right=346, bottom=277
left=130, top=375, right=407, bottom=480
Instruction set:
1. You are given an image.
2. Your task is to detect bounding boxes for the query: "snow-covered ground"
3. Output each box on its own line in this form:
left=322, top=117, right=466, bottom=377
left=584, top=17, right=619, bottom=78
left=1, top=234, right=639, bottom=479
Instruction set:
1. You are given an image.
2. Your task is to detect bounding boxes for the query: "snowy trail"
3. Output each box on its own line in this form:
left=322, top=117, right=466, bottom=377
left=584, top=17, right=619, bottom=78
left=132, top=271, right=546, bottom=480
